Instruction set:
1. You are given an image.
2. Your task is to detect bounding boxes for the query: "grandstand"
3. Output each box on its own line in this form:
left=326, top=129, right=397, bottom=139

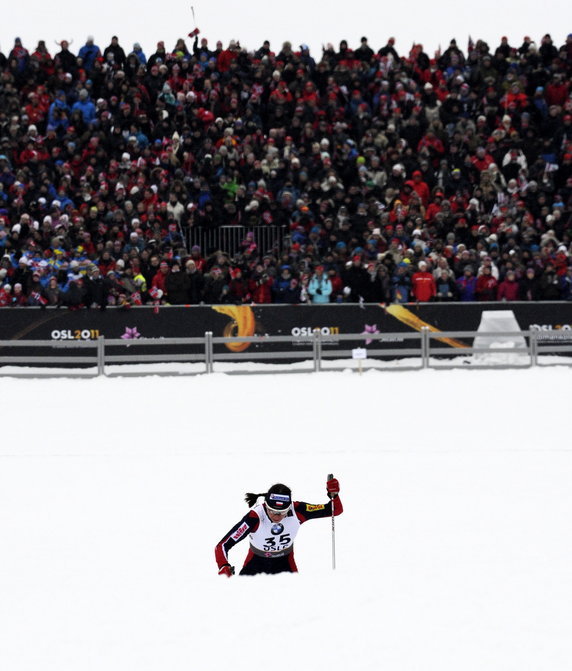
left=0, top=31, right=570, bottom=310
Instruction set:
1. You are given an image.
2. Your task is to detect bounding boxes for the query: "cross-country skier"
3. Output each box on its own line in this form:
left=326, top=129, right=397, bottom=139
left=215, top=478, right=342, bottom=576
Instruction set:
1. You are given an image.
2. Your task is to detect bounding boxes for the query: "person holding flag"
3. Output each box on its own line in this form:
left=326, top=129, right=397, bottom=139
left=215, top=477, right=342, bottom=576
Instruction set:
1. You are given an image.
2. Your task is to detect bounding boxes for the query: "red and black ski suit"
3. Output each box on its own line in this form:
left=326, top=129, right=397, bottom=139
left=215, top=497, right=343, bottom=576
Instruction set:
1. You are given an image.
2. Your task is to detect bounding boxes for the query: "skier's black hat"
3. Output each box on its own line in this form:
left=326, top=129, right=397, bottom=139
left=265, top=484, right=292, bottom=512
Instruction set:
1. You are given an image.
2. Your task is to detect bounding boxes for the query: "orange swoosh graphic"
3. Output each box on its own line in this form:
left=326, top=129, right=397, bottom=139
left=385, top=304, right=469, bottom=348
left=212, top=306, right=256, bottom=352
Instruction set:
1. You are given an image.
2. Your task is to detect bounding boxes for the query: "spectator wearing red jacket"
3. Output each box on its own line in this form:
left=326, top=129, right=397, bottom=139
left=417, top=131, right=445, bottom=162
left=217, top=40, right=239, bottom=72
left=189, top=246, right=206, bottom=273
left=471, top=146, right=495, bottom=172
left=269, top=80, right=294, bottom=105
left=476, top=266, right=498, bottom=300
left=151, top=261, right=170, bottom=293
left=0, top=284, right=12, bottom=306
left=545, top=74, right=569, bottom=107
left=411, top=261, right=436, bottom=302
left=12, top=283, right=28, bottom=306
left=410, top=170, right=431, bottom=206
left=503, top=83, right=528, bottom=110
left=425, top=190, right=445, bottom=222
left=249, top=272, right=273, bottom=304
left=227, top=268, right=251, bottom=303
left=497, top=270, right=520, bottom=301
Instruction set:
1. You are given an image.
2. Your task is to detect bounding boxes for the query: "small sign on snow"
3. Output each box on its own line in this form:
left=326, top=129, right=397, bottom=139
left=352, top=348, right=367, bottom=360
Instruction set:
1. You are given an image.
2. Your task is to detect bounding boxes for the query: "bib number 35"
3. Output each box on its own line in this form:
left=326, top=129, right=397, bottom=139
left=263, top=533, right=291, bottom=551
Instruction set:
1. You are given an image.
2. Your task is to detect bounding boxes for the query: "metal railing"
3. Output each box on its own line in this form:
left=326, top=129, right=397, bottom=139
left=187, top=225, right=288, bottom=256
left=1, top=327, right=572, bottom=377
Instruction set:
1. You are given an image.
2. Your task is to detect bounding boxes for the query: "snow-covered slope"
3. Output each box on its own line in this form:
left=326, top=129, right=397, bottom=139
left=1, top=367, right=570, bottom=670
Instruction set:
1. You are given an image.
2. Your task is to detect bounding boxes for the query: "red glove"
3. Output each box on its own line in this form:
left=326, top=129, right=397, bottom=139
left=326, top=478, right=340, bottom=498
left=218, top=564, right=234, bottom=577
left=188, top=28, right=200, bottom=38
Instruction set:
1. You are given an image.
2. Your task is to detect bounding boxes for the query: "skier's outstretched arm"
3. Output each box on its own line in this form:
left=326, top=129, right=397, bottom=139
left=294, top=477, right=343, bottom=522
left=214, top=510, right=259, bottom=576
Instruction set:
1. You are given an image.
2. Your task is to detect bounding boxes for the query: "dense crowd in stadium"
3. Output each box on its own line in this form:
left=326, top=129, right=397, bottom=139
left=0, top=30, right=571, bottom=308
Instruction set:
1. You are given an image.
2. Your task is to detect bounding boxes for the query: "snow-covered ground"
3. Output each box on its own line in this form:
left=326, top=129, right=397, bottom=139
left=1, top=365, right=571, bottom=670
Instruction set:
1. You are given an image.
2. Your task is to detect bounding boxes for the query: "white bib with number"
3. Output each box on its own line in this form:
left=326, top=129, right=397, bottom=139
left=249, top=504, right=301, bottom=554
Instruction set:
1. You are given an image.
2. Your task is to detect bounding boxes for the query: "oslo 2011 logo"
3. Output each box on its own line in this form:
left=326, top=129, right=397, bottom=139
left=51, top=329, right=101, bottom=340
left=290, top=326, right=340, bottom=337
left=529, top=323, right=572, bottom=340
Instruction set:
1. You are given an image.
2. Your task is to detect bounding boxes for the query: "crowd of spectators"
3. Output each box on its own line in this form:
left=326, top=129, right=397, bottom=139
left=0, top=30, right=571, bottom=308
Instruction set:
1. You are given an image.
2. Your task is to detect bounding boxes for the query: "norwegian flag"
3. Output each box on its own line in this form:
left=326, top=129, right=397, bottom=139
left=468, top=36, right=475, bottom=53
left=149, top=286, right=162, bottom=314
left=31, top=291, right=48, bottom=306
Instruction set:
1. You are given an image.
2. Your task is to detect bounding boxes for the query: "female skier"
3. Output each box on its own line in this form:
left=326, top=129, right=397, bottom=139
left=215, top=477, right=342, bottom=576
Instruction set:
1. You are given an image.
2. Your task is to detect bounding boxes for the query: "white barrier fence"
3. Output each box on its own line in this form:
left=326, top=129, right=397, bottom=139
left=0, top=327, right=572, bottom=377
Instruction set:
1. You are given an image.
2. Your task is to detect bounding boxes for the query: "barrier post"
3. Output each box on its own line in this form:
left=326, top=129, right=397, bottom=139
left=204, top=331, right=213, bottom=374
left=421, top=327, right=430, bottom=368
left=97, top=336, right=106, bottom=377
left=313, top=328, right=322, bottom=372
left=530, top=329, right=538, bottom=368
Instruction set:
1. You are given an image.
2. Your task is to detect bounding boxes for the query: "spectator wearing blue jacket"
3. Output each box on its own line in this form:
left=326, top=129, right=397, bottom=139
left=391, top=263, right=411, bottom=303
left=456, top=266, right=477, bottom=301
left=308, top=265, right=332, bottom=304
left=78, top=36, right=101, bottom=72
left=272, top=266, right=295, bottom=303
left=130, top=42, right=147, bottom=65
left=47, top=91, right=70, bottom=133
left=71, top=89, right=96, bottom=125
left=8, top=37, right=29, bottom=73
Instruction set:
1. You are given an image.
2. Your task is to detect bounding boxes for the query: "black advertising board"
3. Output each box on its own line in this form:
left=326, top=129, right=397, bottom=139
left=0, top=302, right=571, bottom=363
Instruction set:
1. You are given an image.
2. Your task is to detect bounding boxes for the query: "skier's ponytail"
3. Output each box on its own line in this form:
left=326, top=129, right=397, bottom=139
left=245, top=483, right=292, bottom=508
left=245, top=492, right=266, bottom=507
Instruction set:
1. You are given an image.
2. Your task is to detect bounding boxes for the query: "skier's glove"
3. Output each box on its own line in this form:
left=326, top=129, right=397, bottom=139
left=326, top=478, right=340, bottom=499
left=218, top=563, right=235, bottom=577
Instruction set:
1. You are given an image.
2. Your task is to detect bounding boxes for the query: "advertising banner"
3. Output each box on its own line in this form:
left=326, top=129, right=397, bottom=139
left=0, top=302, right=571, bottom=363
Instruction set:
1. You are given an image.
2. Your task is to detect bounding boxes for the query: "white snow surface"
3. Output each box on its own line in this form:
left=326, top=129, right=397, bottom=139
left=1, top=366, right=571, bottom=670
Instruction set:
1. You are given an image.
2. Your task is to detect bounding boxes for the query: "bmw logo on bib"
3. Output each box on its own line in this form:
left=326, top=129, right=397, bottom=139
left=271, top=523, right=284, bottom=535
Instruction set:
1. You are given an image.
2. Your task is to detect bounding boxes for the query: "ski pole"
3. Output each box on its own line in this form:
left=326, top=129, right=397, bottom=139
left=327, top=472, right=336, bottom=570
